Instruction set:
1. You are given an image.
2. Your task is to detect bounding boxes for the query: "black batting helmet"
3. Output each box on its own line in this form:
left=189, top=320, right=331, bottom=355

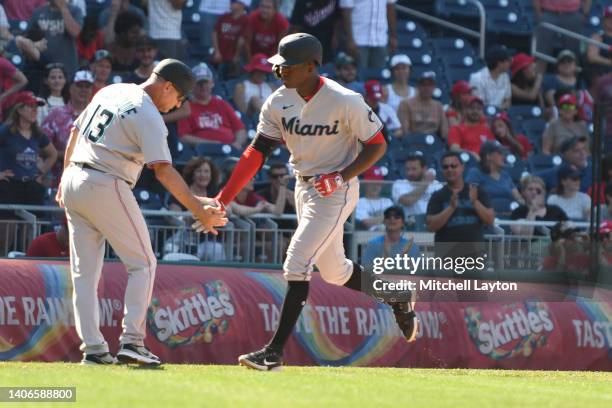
left=268, top=33, right=323, bottom=67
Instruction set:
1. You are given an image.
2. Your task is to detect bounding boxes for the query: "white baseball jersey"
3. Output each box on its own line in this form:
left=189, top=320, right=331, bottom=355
left=257, top=77, right=383, bottom=177
left=70, top=83, right=171, bottom=187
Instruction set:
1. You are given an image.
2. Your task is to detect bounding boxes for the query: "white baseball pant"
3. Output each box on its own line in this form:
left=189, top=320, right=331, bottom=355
left=283, top=177, right=359, bottom=284
left=61, top=165, right=156, bottom=354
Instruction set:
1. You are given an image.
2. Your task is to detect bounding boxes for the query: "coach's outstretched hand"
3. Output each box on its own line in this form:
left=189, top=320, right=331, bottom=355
left=192, top=201, right=228, bottom=235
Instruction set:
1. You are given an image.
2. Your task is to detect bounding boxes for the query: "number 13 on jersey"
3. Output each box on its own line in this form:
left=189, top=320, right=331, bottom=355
left=82, top=104, right=115, bottom=143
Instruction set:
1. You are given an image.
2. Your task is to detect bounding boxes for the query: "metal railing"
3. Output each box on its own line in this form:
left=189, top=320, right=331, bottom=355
left=531, top=21, right=609, bottom=65
left=396, top=1, right=486, bottom=58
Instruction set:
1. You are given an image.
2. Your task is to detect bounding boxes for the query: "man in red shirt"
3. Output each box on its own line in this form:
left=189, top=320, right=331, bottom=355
left=178, top=63, right=246, bottom=149
left=245, top=0, right=288, bottom=58
left=26, top=221, right=69, bottom=257
left=212, top=0, right=250, bottom=73
left=447, top=96, right=494, bottom=160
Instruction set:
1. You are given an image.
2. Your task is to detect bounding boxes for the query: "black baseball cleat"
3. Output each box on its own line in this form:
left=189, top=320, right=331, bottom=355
left=116, top=344, right=162, bottom=366
left=387, top=290, right=418, bottom=342
left=238, top=347, right=283, bottom=371
left=81, top=352, right=118, bottom=365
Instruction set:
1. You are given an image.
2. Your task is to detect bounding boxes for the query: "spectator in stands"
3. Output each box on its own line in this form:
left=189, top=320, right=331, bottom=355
left=398, top=71, right=447, bottom=138
left=26, top=219, right=69, bottom=257
left=534, top=0, right=590, bottom=73
left=0, top=54, right=29, bottom=119
left=466, top=141, right=524, bottom=206
left=445, top=80, right=473, bottom=128
left=426, top=151, right=494, bottom=257
left=392, top=154, right=442, bottom=217
left=178, top=63, right=247, bottom=150
left=199, top=0, right=230, bottom=51
left=340, top=0, right=396, bottom=69
left=577, top=70, right=598, bottom=124
left=107, top=10, right=145, bottom=75
left=447, top=95, right=495, bottom=160
left=164, top=156, right=225, bottom=261
left=510, top=175, right=568, bottom=237
left=29, top=0, right=83, bottom=77
left=587, top=6, right=612, bottom=74
left=356, top=166, right=394, bottom=230
left=3, top=0, right=45, bottom=21
left=148, top=0, right=185, bottom=60
left=362, top=206, right=420, bottom=268
left=245, top=0, right=289, bottom=58
left=542, top=221, right=590, bottom=274
left=538, top=136, right=592, bottom=193
left=256, top=162, right=295, bottom=215
left=588, top=154, right=612, bottom=206
left=383, top=54, right=415, bottom=114
left=469, top=45, right=512, bottom=110
left=543, top=50, right=578, bottom=110
left=547, top=164, right=591, bottom=220
left=491, top=112, right=532, bottom=160
left=289, top=0, right=340, bottom=64
left=36, top=62, right=68, bottom=125
left=98, top=0, right=146, bottom=29
left=332, top=52, right=364, bottom=95
left=0, top=5, right=12, bottom=47
left=14, top=27, right=48, bottom=94
left=41, top=69, right=92, bottom=184
left=542, top=93, right=589, bottom=155
left=510, top=53, right=544, bottom=107
left=123, top=36, right=157, bottom=84
left=212, top=0, right=250, bottom=79
left=90, top=49, right=112, bottom=95
left=364, top=79, right=401, bottom=138
left=0, top=91, right=57, bottom=204
left=230, top=178, right=280, bottom=216
left=233, top=53, right=276, bottom=118
left=76, top=14, right=105, bottom=67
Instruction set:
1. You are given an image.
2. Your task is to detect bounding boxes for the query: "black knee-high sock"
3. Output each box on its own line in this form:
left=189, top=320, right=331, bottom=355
left=267, top=281, right=309, bottom=353
left=343, top=263, right=364, bottom=292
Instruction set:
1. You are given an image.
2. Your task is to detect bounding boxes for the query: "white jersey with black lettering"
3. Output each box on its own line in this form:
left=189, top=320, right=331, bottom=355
left=257, top=77, right=383, bottom=177
left=70, top=83, right=171, bottom=187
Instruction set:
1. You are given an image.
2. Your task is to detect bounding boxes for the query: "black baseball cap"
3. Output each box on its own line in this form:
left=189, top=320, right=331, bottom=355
left=486, top=45, right=512, bottom=65
left=384, top=206, right=405, bottom=220
left=268, top=33, right=323, bottom=66
left=153, top=58, right=195, bottom=98
left=479, top=141, right=507, bottom=158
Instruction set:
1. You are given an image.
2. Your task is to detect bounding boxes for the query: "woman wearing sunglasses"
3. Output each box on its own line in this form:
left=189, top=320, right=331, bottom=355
left=542, top=93, right=589, bottom=154
left=510, top=175, right=568, bottom=236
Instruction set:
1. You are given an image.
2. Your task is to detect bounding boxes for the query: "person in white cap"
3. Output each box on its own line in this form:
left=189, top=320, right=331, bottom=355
left=383, top=54, right=416, bottom=114
left=178, top=63, right=247, bottom=150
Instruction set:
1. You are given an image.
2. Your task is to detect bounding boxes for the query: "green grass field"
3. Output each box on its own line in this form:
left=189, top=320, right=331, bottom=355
left=0, top=363, right=611, bottom=408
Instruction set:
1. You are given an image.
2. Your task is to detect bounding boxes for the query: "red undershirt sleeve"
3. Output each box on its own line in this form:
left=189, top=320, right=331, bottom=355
left=216, top=145, right=265, bottom=206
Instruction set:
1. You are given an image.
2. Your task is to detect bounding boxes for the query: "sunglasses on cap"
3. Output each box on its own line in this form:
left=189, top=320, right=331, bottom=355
left=560, top=104, right=576, bottom=110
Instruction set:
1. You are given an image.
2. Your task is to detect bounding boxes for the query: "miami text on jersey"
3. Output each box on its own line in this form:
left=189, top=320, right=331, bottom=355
left=281, top=117, right=340, bottom=136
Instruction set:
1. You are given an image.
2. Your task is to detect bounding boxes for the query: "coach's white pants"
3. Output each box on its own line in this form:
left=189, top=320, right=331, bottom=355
left=62, top=165, right=156, bottom=354
left=283, top=177, right=359, bottom=285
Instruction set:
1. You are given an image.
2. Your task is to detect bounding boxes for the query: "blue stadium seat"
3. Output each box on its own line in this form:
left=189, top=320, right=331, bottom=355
left=490, top=198, right=515, bottom=215
left=486, top=8, right=531, bottom=35
left=133, top=189, right=163, bottom=210
left=403, top=133, right=445, bottom=158
left=397, top=19, right=428, bottom=39
left=430, top=37, right=477, bottom=57
left=175, top=142, right=197, bottom=166
left=435, top=0, right=480, bottom=18
left=521, top=118, right=547, bottom=152
left=194, top=143, right=241, bottom=159
left=505, top=154, right=529, bottom=184
left=507, top=104, right=544, bottom=121
left=528, top=154, right=563, bottom=173
left=269, top=146, right=290, bottom=162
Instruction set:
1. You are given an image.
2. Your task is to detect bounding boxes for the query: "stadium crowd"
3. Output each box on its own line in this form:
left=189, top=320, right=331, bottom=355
left=0, top=0, right=610, bottom=263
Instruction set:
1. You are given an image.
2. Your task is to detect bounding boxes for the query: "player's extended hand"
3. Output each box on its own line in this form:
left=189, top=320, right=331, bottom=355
left=191, top=201, right=228, bottom=235
left=312, top=172, right=344, bottom=197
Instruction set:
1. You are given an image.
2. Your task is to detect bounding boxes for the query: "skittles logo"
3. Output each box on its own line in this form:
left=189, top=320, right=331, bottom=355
left=147, top=280, right=235, bottom=348
left=465, top=301, right=554, bottom=359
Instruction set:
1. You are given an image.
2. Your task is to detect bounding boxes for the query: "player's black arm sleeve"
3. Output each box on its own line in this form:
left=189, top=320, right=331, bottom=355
left=250, top=133, right=281, bottom=159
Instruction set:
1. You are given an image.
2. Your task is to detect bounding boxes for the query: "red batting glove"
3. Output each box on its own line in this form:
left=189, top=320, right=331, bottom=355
left=312, top=172, right=344, bottom=197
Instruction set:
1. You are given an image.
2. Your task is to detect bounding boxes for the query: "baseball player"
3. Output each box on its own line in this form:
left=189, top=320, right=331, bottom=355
left=56, top=59, right=228, bottom=366
left=213, top=33, right=418, bottom=371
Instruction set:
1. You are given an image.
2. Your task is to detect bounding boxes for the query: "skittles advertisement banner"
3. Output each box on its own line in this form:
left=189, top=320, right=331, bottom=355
left=0, top=259, right=611, bottom=370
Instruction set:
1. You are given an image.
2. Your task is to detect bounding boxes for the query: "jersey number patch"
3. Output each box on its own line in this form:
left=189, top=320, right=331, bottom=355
left=83, top=105, right=115, bottom=143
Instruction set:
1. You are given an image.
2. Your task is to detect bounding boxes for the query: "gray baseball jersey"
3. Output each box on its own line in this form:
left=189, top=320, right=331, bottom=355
left=257, top=77, right=383, bottom=177
left=70, top=83, right=171, bottom=187
left=257, top=77, right=383, bottom=284
left=62, top=82, right=170, bottom=356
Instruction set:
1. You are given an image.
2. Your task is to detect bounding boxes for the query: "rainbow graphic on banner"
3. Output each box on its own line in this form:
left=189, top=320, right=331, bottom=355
left=246, top=272, right=402, bottom=366
left=0, top=264, right=73, bottom=360
left=576, top=298, right=612, bottom=359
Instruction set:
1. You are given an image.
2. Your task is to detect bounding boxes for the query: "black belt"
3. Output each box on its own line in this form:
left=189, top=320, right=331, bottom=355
left=296, top=175, right=313, bottom=182
left=75, top=162, right=100, bottom=172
